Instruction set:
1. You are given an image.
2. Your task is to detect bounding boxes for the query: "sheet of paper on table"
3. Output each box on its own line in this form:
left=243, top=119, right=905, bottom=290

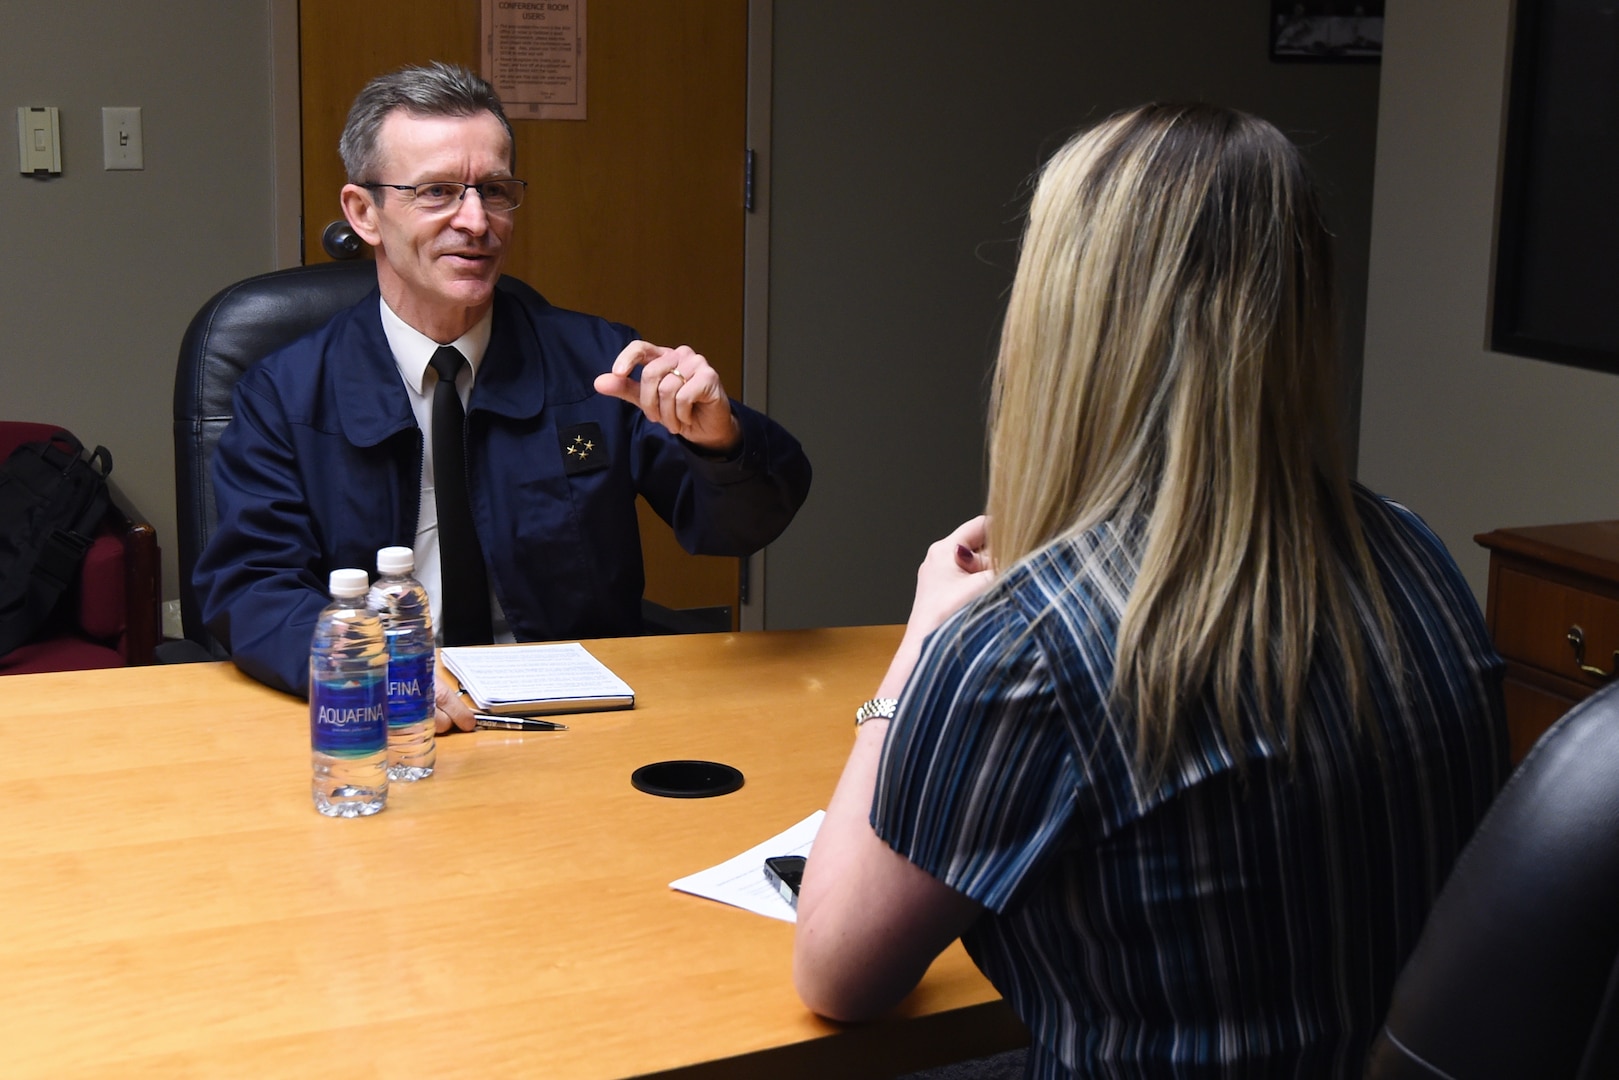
left=670, top=810, right=824, bottom=924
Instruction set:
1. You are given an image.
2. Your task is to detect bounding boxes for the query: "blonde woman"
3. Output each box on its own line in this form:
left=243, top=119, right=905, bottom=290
left=795, top=104, right=1506, bottom=1078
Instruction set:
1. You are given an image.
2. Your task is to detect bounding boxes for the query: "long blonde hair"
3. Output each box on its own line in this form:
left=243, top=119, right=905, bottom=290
left=986, top=103, right=1396, bottom=771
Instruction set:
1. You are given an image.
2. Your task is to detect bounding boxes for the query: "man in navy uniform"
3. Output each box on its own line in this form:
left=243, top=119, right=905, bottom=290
left=195, top=63, right=810, bottom=728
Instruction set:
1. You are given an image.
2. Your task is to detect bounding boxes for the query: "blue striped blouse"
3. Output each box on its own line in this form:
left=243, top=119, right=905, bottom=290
left=871, top=490, right=1507, bottom=1078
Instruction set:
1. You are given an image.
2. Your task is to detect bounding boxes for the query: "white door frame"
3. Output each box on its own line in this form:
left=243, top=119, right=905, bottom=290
left=269, top=0, right=302, bottom=268
left=740, top=0, right=773, bottom=631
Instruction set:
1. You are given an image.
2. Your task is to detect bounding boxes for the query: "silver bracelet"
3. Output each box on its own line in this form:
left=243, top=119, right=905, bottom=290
left=854, top=698, right=899, bottom=728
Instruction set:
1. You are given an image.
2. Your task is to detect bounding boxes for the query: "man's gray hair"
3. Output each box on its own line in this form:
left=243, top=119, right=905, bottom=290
left=339, top=61, right=516, bottom=183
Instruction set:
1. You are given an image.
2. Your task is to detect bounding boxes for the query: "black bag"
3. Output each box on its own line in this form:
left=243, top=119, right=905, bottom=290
left=0, top=432, right=113, bottom=655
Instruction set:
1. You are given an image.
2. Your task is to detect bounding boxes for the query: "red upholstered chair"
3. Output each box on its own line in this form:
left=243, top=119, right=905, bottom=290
left=0, top=422, right=162, bottom=676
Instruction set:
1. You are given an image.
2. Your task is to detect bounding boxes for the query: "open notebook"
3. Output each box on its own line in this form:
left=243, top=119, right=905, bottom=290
left=440, top=642, right=635, bottom=715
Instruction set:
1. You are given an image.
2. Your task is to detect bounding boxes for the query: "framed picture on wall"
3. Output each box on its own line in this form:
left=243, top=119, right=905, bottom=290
left=1270, top=1, right=1384, bottom=61
left=1492, top=0, right=1619, bottom=374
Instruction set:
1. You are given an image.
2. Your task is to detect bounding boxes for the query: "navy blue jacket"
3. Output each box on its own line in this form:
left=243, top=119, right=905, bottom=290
left=194, top=282, right=811, bottom=697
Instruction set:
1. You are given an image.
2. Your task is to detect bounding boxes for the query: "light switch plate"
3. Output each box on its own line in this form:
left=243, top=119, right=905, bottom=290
left=17, top=106, right=61, bottom=175
left=102, top=106, right=143, bottom=170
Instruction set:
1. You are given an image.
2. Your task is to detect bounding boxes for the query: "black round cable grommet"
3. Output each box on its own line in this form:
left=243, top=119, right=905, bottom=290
left=631, top=760, right=744, bottom=798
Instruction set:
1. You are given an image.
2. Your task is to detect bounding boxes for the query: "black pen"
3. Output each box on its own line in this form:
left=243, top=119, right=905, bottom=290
left=473, top=714, right=569, bottom=732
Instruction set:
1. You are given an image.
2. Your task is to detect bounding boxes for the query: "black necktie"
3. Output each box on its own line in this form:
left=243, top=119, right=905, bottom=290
left=428, top=346, right=493, bottom=645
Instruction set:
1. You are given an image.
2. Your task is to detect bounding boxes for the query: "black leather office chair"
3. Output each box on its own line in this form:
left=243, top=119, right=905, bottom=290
left=1363, top=683, right=1619, bottom=1079
left=171, top=260, right=380, bottom=655
left=170, top=260, right=728, bottom=656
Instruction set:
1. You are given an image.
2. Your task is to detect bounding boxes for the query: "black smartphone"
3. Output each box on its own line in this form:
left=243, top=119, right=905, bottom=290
left=763, top=855, right=806, bottom=909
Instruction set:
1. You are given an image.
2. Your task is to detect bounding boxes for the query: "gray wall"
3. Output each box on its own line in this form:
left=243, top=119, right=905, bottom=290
left=765, top=1, right=1383, bottom=629
left=1358, top=1, right=1619, bottom=600
left=0, top=1, right=278, bottom=608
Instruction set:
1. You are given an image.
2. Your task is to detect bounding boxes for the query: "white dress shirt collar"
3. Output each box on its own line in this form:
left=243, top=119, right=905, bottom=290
left=379, top=297, right=495, bottom=398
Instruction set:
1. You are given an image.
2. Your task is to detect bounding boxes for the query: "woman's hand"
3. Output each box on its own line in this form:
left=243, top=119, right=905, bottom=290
left=908, top=515, right=994, bottom=638
left=878, top=516, right=995, bottom=698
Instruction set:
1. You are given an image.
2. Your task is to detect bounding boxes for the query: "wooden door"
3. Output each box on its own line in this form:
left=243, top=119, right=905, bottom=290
left=299, top=0, right=750, bottom=624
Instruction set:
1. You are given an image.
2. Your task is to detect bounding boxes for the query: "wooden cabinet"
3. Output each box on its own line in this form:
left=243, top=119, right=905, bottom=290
left=1476, top=521, right=1619, bottom=762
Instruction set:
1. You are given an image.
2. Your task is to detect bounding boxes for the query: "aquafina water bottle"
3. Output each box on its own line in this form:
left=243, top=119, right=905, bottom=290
left=310, top=568, right=389, bottom=816
left=368, top=546, right=437, bottom=781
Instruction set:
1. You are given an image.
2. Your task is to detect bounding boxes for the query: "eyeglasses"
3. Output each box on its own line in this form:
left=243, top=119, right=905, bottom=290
left=360, top=180, right=528, bottom=213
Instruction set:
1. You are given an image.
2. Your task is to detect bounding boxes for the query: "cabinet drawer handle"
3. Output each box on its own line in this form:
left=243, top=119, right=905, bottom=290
left=1566, top=625, right=1617, bottom=679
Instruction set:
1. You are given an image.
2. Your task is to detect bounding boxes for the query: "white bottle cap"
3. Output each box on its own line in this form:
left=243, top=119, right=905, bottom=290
left=329, top=568, right=371, bottom=598
left=376, top=546, right=415, bottom=575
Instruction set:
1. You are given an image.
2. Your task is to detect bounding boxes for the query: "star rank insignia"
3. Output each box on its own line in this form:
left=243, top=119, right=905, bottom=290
left=559, top=422, right=610, bottom=476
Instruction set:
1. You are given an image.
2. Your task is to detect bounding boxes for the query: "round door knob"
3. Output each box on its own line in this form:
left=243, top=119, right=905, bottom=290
left=321, top=220, right=363, bottom=260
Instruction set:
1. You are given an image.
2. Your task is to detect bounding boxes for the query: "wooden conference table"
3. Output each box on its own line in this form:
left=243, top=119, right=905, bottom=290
left=1, top=626, right=1025, bottom=1079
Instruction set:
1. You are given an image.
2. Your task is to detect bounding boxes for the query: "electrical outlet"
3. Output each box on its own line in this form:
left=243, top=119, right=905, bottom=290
left=161, top=599, right=184, bottom=641
left=17, top=106, right=61, bottom=175
left=102, top=106, right=143, bottom=170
